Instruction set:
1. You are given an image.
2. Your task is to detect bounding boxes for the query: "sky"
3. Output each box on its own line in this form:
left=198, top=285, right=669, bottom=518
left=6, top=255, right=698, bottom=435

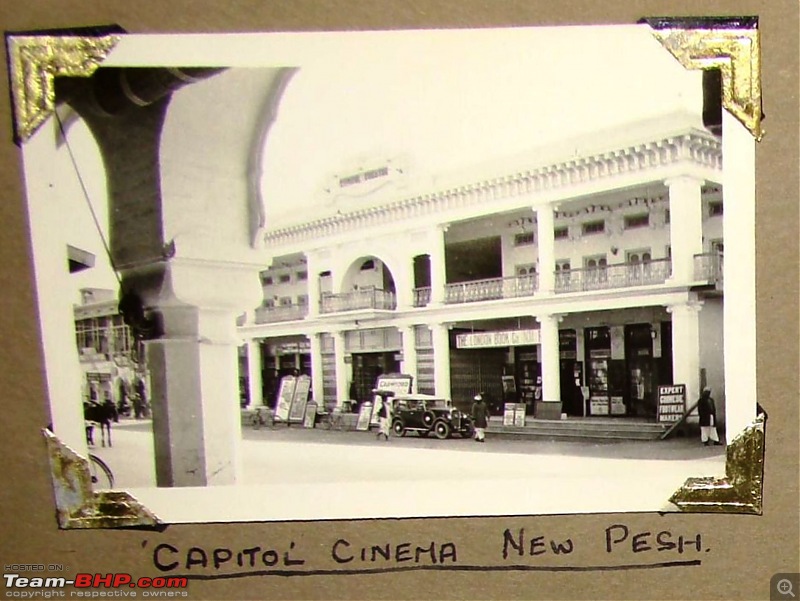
left=259, top=25, right=704, bottom=229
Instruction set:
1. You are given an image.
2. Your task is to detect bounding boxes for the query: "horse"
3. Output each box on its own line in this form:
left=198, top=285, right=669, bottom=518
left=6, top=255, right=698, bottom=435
left=83, top=400, right=117, bottom=447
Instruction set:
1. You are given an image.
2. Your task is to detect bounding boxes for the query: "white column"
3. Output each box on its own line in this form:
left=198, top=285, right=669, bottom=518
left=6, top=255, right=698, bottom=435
left=429, top=323, right=451, bottom=399
left=308, top=333, right=325, bottom=405
left=246, top=339, right=263, bottom=406
left=668, top=301, right=703, bottom=415
left=400, top=325, right=418, bottom=392
left=536, top=204, right=556, bottom=294
left=429, top=224, right=448, bottom=305
left=666, top=176, right=704, bottom=284
left=333, top=331, right=349, bottom=406
left=148, top=301, right=246, bottom=487
left=22, top=126, right=89, bottom=457
left=306, top=253, right=320, bottom=318
left=722, top=109, right=756, bottom=438
left=536, top=313, right=562, bottom=403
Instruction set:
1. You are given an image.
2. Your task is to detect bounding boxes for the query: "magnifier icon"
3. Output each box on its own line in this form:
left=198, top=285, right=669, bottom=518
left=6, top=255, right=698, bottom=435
left=778, top=579, right=796, bottom=597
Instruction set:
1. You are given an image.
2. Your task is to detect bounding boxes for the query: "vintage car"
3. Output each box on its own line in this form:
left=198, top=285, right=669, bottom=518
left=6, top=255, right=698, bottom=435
left=390, top=394, right=474, bottom=439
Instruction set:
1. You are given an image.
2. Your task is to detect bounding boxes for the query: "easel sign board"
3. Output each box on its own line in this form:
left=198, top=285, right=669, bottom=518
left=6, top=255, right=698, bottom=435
left=288, top=374, right=311, bottom=423
left=657, top=384, right=687, bottom=423
left=356, top=403, right=373, bottom=431
left=370, top=373, right=413, bottom=426
left=303, top=403, right=317, bottom=428
left=503, top=403, right=516, bottom=426
left=273, top=376, right=296, bottom=422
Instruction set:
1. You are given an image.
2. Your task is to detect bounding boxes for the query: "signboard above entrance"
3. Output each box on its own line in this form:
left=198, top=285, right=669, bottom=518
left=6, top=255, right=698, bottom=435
left=456, top=329, right=540, bottom=349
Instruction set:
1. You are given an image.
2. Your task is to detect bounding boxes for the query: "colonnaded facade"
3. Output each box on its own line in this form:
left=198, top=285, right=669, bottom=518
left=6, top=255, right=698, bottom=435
left=239, top=116, right=726, bottom=425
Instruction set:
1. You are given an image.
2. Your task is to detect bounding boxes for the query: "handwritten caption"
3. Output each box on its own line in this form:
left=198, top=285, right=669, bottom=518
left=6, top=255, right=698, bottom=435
left=148, top=521, right=708, bottom=578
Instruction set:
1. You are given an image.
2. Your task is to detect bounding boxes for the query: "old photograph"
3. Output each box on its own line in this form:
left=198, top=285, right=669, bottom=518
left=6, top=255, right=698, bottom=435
left=19, top=25, right=756, bottom=524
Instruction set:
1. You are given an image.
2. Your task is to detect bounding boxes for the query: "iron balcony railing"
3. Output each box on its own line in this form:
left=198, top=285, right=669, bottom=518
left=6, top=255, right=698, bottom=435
left=320, top=287, right=397, bottom=314
left=254, top=305, right=309, bottom=324
left=554, top=258, right=672, bottom=293
left=693, top=252, right=724, bottom=287
left=444, top=274, right=538, bottom=304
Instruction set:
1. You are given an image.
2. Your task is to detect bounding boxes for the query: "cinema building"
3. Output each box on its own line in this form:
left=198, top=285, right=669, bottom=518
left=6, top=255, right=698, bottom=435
left=238, top=116, right=726, bottom=427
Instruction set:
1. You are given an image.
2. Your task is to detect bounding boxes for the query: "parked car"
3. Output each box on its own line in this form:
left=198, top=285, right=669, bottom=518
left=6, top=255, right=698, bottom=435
left=390, top=394, right=474, bottom=439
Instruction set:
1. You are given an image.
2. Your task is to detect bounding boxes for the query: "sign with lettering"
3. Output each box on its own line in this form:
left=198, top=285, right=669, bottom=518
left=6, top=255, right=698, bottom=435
left=357, top=403, right=373, bottom=431
left=274, top=376, right=296, bottom=422
left=503, top=403, right=517, bottom=426
left=456, top=329, right=541, bottom=349
left=288, top=374, right=311, bottom=423
left=371, top=373, right=413, bottom=426
left=657, top=384, right=686, bottom=423
left=513, top=404, right=526, bottom=427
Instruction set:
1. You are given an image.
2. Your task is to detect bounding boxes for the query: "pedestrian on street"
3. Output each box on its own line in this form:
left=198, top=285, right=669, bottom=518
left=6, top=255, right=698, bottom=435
left=377, top=397, right=392, bottom=441
left=471, top=393, right=488, bottom=443
left=697, top=387, right=721, bottom=446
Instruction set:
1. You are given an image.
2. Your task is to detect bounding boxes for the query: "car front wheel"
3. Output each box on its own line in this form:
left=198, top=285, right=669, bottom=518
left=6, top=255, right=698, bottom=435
left=434, top=421, right=451, bottom=440
left=392, top=420, right=406, bottom=437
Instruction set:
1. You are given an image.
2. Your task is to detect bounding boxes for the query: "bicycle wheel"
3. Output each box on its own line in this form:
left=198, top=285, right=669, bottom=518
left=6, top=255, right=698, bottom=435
left=88, top=454, right=114, bottom=489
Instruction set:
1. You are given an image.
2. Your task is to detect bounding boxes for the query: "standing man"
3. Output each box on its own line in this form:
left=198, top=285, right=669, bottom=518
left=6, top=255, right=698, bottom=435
left=377, top=396, right=392, bottom=441
left=471, top=393, right=489, bottom=443
left=697, top=387, right=722, bottom=446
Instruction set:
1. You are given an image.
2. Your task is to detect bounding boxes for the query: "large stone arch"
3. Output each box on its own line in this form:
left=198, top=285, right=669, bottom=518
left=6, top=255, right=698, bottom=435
left=55, top=66, right=298, bottom=486
left=332, top=241, right=413, bottom=307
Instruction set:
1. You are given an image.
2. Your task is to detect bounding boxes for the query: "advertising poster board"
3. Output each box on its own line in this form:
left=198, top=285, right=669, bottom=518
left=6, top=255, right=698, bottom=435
left=513, top=403, right=526, bottom=426
left=610, top=396, right=626, bottom=415
left=590, top=395, right=610, bottom=415
left=273, top=375, right=296, bottom=423
left=503, top=402, right=516, bottom=426
left=288, top=374, right=311, bottom=423
left=303, top=402, right=317, bottom=428
left=370, top=373, right=413, bottom=426
left=356, top=402, right=373, bottom=431
left=657, top=384, right=687, bottom=423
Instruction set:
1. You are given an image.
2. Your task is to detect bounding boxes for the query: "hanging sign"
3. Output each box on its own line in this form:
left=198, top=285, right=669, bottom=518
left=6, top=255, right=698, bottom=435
left=657, top=384, right=686, bottom=423
left=456, top=329, right=541, bottom=349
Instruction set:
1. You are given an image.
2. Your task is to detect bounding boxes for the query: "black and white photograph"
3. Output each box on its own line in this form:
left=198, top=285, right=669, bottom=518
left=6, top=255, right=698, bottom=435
left=18, top=24, right=758, bottom=524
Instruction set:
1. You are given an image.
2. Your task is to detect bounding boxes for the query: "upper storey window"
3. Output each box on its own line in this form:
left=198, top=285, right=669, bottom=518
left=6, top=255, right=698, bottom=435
left=582, top=219, right=605, bottom=235
left=514, top=232, right=535, bottom=246
left=708, top=201, right=723, bottom=217
left=624, top=213, right=649, bottom=229
left=554, top=226, right=569, bottom=240
left=278, top=274, right=291, bottom=284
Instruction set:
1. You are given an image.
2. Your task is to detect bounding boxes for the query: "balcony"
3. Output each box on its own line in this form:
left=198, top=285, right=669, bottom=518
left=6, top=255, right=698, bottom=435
left=445, top=274, right=538, bottom=304
left=694, top=252, right=724, bottom=288
left=555, top=258, right=671, bottom=293
left=254, top=305, right=309, bottom=324
left=413, top=287, right=431, bottom=307
left=320, top=287, right=397, bottom=314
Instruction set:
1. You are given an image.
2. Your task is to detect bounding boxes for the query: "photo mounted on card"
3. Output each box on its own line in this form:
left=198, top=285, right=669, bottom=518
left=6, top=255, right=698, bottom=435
left=7, top=20, right=763, bottom=528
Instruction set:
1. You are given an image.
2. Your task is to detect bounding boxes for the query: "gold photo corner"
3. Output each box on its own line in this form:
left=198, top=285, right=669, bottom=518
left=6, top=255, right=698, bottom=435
left=6, top=32, right=122, bottom=144
left=648, top=18, right=763, bottom=140
left=43, top=429, right=161, bottom=529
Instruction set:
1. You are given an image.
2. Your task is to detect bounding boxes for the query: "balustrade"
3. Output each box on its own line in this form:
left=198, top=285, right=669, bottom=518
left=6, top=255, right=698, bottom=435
left=319, top=287, right=397, bottom=314
left=445, top=273, right=538, bottom=304
left=554, top=258, right=671, bottom=293
left=254, top=305, right=309, bottom=324
left=693, top=253, right=724, bottom=287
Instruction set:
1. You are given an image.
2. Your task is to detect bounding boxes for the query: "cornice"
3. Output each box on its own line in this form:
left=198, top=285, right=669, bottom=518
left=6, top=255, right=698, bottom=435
left=264, top=129, right=721, bottom=249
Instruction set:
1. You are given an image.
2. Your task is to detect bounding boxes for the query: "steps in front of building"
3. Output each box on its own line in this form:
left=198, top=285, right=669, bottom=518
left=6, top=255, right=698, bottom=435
left=488, top=418, right=669, bottom=441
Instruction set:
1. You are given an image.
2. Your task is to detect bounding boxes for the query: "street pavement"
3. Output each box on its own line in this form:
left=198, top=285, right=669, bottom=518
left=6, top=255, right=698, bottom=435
left=89, top=417, right=727, bottom=524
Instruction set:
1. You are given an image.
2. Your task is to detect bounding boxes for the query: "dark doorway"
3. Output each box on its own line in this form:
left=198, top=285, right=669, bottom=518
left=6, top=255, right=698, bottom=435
left=445, top=236, right=502, bottom=283
left=351, top=352, right=400, bottom=404
left=625, top=323, right=657, bottom=417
